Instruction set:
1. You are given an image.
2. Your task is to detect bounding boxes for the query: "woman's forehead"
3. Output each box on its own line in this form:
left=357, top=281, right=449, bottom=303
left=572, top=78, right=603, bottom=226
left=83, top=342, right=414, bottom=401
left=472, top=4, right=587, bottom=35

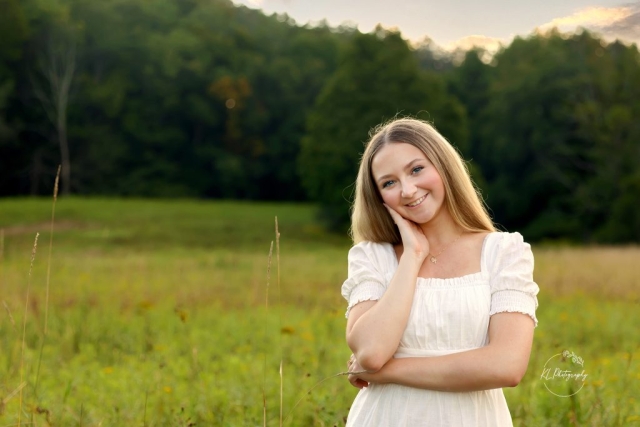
left=372, top=143, right=428, bottom=171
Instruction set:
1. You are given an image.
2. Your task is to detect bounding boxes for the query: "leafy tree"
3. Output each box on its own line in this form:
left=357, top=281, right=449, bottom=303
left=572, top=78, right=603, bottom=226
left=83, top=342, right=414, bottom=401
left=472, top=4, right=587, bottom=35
left=0, top=0, right=30, bottom=195
left=299, top=27, right=467, bottom=230
left=1, top=0, right=639, bottom=244
left=465, top=30, right=640, bottom=242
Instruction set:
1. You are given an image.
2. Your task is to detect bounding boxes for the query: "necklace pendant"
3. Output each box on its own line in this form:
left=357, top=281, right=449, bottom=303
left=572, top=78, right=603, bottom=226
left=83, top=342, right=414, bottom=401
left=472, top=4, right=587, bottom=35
left=430, top=256, right=437, bottom=264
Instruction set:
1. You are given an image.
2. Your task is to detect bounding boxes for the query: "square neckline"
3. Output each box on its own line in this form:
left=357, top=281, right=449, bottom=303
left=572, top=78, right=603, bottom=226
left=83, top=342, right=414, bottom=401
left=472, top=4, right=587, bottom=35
left=385, top=232, right=494, bottom=284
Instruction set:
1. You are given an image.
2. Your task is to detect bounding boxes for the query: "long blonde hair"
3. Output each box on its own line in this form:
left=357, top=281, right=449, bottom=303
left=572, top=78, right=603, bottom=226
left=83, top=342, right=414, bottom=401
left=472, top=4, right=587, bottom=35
left=350, top=118, right=495, bottom=244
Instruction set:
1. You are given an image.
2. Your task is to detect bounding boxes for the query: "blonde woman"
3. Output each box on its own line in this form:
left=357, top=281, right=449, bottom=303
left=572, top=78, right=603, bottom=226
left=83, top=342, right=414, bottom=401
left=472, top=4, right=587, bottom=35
left=342, top=118, right=539, bottom=426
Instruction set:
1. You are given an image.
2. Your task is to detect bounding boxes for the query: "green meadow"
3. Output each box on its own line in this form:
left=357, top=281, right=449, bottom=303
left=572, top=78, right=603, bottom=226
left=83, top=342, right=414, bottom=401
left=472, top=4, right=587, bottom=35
left=1, top=198, right=639, bottom=426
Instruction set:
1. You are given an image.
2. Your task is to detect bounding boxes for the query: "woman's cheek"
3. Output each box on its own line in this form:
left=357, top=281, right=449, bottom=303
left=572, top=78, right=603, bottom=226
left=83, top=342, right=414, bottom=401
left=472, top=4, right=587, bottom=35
left=381, top=188, right=398, bottom=205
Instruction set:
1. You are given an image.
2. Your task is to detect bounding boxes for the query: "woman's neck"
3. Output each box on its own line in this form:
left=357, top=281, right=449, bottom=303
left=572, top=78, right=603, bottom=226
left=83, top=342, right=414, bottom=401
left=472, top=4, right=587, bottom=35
left=418, top=209, right=462, bottom=250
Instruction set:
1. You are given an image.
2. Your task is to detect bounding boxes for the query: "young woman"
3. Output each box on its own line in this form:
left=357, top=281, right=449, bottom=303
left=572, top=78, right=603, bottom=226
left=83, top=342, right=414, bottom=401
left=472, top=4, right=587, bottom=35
left=342, top=118, right=539, bottom=426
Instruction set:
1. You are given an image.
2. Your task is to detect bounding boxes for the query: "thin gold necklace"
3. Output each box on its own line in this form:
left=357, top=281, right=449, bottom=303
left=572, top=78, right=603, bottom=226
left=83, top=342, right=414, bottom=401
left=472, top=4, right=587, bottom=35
left=428, top=233, right=462, bottom=264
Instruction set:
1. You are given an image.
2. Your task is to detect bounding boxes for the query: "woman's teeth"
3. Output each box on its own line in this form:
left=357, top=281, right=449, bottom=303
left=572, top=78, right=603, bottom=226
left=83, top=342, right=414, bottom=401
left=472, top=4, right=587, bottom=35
left=407, top=195, right=426, bottom=207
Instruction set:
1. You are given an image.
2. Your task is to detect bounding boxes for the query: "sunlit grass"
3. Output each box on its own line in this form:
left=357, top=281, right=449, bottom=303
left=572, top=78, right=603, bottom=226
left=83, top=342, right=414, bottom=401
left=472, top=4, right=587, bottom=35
left=0, top=198, right=638, bottom=426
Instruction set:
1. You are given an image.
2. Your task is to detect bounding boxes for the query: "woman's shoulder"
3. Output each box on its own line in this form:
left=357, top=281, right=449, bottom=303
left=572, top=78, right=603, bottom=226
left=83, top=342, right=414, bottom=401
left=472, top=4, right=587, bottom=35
left=483, top=231, right=534, bottom=275
left=484, top=231, right=529, bottom=252
left=348, top=240, right=396, bottom=270
left=349, top=240, right=394, bottom=257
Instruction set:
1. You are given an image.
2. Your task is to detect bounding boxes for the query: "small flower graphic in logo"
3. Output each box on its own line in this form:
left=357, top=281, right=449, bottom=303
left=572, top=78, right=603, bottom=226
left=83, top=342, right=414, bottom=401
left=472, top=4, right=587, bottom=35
left=562, top=350, right=584, bottom=366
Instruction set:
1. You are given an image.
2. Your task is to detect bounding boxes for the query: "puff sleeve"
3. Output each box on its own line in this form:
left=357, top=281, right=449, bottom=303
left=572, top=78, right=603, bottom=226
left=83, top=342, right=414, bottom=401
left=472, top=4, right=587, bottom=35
left=341, top=242, right=388, bottom=318
left=488, top=232, right=540, bottom=327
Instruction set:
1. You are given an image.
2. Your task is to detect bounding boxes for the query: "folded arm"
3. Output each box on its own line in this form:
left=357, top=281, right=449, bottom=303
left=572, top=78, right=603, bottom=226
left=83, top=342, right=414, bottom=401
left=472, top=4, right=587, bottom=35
left=349, top=312, right=535, bottom=391
left=346, top=252, right=423, bottom=372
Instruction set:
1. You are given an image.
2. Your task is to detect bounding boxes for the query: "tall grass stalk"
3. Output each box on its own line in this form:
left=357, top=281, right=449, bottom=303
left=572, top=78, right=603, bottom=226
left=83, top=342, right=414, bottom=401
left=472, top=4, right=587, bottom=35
left=44, top=165, right=60, bottom=334
left=275, top=217, right=283, bottom=427
left=34, top=165, right=60, bottom=397
left=3, top=300, right=17, bottom=333
left=19, top=232, right=39, bottom=427
left=263, top=241, right=274, bottom=427
left=1, top=228, right=4, bottom=274
left=143, top=389, right=149, bottom=427
left=2, top=382, right=27, bottom=410
left=273, top=214, right=365, bottom=425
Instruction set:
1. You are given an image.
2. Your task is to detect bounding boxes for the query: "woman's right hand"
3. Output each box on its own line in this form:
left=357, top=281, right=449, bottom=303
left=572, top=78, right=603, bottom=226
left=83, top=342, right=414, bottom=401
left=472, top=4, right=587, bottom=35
left=347, top=354, right=369, bottom=389
left=384, top=204, right=429, bottom=262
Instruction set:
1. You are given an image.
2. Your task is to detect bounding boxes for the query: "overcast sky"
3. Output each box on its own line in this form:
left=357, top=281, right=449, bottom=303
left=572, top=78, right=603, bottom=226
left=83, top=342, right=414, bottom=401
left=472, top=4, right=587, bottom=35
left=232, top=0, right=640, bottom=51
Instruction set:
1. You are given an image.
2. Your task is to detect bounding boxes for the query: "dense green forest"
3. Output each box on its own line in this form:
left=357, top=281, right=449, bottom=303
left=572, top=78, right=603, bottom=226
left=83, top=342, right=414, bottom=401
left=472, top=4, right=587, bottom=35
left=1, top=0, right=639, bottom=242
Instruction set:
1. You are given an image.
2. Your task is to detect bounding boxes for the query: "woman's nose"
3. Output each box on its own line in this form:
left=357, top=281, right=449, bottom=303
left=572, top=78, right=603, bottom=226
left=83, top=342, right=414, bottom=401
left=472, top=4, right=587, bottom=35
left=401, top=181, right=417, bottom=198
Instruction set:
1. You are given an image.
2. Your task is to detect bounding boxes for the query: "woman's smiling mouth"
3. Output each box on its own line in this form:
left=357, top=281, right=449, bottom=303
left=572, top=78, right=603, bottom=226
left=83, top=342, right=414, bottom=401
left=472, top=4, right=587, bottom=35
left=406, top=194, right=427, bottom=207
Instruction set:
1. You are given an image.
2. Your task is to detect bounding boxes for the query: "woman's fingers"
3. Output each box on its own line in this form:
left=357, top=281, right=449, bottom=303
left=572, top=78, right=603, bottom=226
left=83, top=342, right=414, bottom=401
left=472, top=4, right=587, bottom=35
left=349, top=377, right=368, bottom=389
left=383, top=204, right=404, bottom=225
left=383, top=204, right=415, bottom=235
left=348, top=373, right=368, bottom=389
left=347, top=356, right=368, bottom=388
left=383, top=204, right=429, bottom=257
left=383, top=204, right=417, bottom=234
left=347, top=354, right=357, bottom=372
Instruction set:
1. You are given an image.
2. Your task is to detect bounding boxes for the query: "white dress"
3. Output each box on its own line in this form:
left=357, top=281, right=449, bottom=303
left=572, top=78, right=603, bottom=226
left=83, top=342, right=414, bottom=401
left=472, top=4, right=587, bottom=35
left=341, top=232, right=539, bottom=427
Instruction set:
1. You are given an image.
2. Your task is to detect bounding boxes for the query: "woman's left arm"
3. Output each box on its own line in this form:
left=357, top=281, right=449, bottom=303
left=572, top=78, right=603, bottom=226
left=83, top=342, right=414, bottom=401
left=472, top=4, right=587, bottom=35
left=349, top=312, right=534, bottom=391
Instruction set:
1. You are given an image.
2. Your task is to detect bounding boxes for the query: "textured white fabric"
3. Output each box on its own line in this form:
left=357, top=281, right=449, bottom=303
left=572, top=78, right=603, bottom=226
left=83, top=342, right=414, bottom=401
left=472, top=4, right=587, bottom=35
left=341, top=232, right=539, bottom=427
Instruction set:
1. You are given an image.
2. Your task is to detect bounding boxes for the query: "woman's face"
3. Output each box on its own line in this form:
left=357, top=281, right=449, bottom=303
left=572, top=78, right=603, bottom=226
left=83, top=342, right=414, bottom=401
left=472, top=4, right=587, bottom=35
left=371, top=142, right=446, bottom=225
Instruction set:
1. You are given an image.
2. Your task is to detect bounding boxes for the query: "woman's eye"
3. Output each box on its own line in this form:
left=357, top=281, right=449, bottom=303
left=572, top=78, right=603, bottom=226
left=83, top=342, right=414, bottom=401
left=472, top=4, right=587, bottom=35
left=382, top=180, right=394, bottom=188
left=412, top=166, right=423, bottom=174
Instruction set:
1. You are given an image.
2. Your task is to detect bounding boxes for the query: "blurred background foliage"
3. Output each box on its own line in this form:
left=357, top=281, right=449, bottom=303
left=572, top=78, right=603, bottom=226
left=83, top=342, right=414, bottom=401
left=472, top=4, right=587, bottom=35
left=1, top=0, right=639, bottom=242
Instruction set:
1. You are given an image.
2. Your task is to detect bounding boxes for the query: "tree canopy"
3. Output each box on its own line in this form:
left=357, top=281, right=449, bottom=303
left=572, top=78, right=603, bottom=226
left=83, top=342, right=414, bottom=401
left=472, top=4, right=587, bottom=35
left=299, top=27, right=466, bottom=230
left=453, top=32, right=640, bottom=242
left=1, top=0, right=639, bottom=243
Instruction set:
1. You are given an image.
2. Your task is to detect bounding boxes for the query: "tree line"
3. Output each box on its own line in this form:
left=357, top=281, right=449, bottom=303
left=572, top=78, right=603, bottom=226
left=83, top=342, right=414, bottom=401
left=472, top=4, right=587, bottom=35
left=1, top=0, right=638, bottom=242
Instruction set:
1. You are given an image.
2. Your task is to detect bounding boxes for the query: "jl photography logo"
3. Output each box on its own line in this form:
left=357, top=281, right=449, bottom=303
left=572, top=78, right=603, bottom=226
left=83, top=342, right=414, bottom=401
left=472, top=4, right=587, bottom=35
left=540, top=350, right=589, bottom=397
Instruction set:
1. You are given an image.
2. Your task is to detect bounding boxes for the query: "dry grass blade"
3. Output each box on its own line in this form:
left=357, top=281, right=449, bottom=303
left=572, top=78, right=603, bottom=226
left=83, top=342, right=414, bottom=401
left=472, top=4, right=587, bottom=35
left=1, top=381, right=28, bottom=419
left=279, top=360, right=283, bottom=427
left=264, top=241, right=274, bottom=427
left=1, top=229, right=4, bottom=319
left=2, top=382, right=27, bottom=406
left=142, top=388, right=149, bottom=427
left=45, top=165, right=60, bottom=334
left=34, top=166, right=61, bottom=398
left=19, top=233, right=39, bottom=427
left=3, top=301, right=17, bottom=333
left=275, top=217, right=283, bottom=427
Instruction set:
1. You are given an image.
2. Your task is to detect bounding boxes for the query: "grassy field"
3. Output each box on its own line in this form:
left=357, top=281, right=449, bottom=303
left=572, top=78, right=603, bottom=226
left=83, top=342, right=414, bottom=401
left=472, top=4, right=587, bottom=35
left=0, top=197, right=639, bottom=426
